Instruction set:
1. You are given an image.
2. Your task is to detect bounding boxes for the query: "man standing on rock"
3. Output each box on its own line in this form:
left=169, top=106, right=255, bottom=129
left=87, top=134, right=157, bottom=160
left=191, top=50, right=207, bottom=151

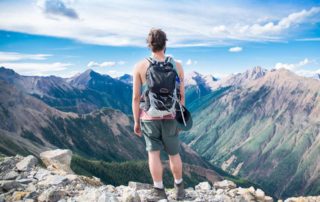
left=132, top=28, right=186, bottom=200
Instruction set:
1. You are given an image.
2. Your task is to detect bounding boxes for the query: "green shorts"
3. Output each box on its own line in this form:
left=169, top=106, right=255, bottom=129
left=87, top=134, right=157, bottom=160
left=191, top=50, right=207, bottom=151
left=140, top=119, right=180, bottom=155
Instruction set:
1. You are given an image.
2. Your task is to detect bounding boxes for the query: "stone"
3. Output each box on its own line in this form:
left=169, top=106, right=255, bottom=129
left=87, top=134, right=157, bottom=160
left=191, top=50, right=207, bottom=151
left=40, top=149, right=73, bottom=174
left=38, top=174, right=68, bottom=186
left=34, top=168, right=51, bottom=181
left=128, top=181, right=152, bottom=191
left=248, top=186, right=255, bottom=194
left=265, top=196, right=274, bottom=202
left=122, top=190, right=141, bottom=202
left=0, top=180, right=22, bottom=192
left=16, top=155, right=38, bottom=171
left=65, top=174, right=78, bottom=181
left=74, top=187, right=118, bottom=202
left=195, top=181, right=211, bottom=190
left=216, top=188, right=224, bottom=195
left=37, top=187, right=65, bottom=202
left=11, top=191, right=30, bottom=201
left=17, top=178, right=33, bottom=184
left=2, top=171, right=19, bottom=180
left=255, top=188, right=265, bottom=200
left=213, top=180, right=237, bottom=190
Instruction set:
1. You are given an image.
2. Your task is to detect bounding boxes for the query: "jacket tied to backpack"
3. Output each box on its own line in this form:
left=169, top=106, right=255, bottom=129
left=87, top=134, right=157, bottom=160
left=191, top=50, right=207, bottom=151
left=140, top=56, right=181, bottom=118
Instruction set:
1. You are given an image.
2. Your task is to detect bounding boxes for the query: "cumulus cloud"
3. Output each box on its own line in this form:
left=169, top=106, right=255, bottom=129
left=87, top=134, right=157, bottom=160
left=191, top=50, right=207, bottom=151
left=229, top=46, right=243, bottom=52
left=274, top=58, right=310, bottom=70
left=0, top=52, right=51, bottom=62
left=87, top=61, right=125, bottom=68
left=37, top=0, right=79, bottom=19
left=0, top=62, right=72, bottom=76
left=211, top=7, right=320, bottom=41
left=274, top=58, right=320, bottom=77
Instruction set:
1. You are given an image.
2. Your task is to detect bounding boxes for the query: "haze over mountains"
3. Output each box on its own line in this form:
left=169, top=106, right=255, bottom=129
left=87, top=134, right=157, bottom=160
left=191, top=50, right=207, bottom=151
left=0, top=65, right=319, bottom=199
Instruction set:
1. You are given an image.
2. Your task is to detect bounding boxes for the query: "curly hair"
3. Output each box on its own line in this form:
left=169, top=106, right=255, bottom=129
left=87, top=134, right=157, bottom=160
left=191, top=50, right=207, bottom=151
left=146, top=28, right=167, bottom=52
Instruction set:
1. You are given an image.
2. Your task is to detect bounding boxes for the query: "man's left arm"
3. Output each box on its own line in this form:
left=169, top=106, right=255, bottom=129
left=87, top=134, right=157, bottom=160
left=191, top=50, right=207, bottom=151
left=176, top=62, right=185, bottom=106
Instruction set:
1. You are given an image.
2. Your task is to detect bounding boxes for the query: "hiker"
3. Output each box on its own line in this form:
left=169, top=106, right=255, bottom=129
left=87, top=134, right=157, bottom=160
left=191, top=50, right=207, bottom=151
left=132, top=28, right=186, bottom=200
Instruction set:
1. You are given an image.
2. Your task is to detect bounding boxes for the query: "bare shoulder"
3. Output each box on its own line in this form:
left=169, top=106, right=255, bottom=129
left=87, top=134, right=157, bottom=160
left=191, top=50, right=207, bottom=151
left=173, top=59, right=184, bottom=78
left=134, top=59, right=149, bottom=71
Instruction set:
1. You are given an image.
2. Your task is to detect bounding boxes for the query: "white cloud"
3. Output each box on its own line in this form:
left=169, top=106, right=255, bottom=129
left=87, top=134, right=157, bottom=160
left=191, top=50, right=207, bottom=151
left=274, top=58, right=310, bottom=70
left=229, top=46, right=243, bottom=52
left=0, top=52, right=51, bottom=62
left=296, top=37, right=320, bottom=41
left=87, top=60, right=125, bottom=68
left=185, top=59, right=198, bottom=66
left=273, top=58, right=320, bottom=77
left=0, top=62, right=72, bottom=76
left=0, top=1, right=319, bottom=46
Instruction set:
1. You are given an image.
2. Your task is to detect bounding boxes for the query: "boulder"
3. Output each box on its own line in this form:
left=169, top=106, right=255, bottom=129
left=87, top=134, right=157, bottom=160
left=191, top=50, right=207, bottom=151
left=34, top=168, right=51, bottom=181
left=37, top=187, right=65, bottom=202
left=38, top=175, right=68, bottom=186
left=16, top=155, right=38, bottom=171
left=122, top=190, right=141, bottom=202
left=40, top=149, right=73, bottom=174
left=2, top=171, right=19, bottom=180
left=74, top=187, right=118, bottom=202
left=255, top=188, right=265, bottom=200
left=128, top=181, right=152, bottom=191
left=195, top=181, right=211, bottom=190
left=213, top=180, right=236, bottom=190
left=0, top=180, right=22, bottom=192
left=11, top=191, right=30, bottom=201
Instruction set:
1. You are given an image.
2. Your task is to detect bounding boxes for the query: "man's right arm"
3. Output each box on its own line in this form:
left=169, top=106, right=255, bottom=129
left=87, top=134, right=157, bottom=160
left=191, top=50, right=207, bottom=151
left=132, top=63, right=142, bottom=136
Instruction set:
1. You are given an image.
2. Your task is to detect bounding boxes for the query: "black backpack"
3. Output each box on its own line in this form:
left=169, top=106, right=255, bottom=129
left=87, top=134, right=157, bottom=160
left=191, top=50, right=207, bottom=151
left=142, top=56, right=180, bottom=117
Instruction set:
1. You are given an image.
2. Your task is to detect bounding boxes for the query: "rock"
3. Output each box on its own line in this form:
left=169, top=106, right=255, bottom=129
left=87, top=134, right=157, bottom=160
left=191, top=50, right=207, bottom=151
left=16, top=155, right=38, bottom=171
left=122, top=190, right=141, bottom=202
left=213, top=180, right=236, bottom=190
left=265, top=196, right=274, bottom=202
left=34, top=168, right=51, bottom=181
left=37, top=187, right=65, bottom=202
left=17, top=178, right=33, bottom=184
left=128, top=181, right=152, bottom=191
left=248, top=186, right=255, bottom=194
left=216, top=188, right=224, bottom=195
left=40, top=149, right=73, bottom=174
left=255, top=188, right=265, bottom=200
left=38, top=174, right=68, bottom=186
left=2, top=170, right=19, bottom=180
left=0, top=180, right=22, bottom=192
left=195, top=181, right=211, bottom=190
left=11, top=191, right=30, bottom=201
left=74, top=187, right=118, bottom=202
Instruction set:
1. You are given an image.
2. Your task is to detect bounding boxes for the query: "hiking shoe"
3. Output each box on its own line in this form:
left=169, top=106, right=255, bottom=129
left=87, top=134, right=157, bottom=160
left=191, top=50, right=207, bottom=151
left=147, top=187, right=167, bottom=201
left=174, top=182, right=186, bottom=200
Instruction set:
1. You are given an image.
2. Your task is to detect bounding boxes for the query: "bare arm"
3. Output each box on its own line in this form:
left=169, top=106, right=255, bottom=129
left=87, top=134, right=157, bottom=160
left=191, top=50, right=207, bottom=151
left=176, top=62, right=185, bottom=106
left=132, top=63, right=142, bottom=135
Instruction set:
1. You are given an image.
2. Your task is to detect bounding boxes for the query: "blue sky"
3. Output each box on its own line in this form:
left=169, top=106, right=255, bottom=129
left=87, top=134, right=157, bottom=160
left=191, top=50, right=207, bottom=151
left=0, top=0, right=320, bottom=78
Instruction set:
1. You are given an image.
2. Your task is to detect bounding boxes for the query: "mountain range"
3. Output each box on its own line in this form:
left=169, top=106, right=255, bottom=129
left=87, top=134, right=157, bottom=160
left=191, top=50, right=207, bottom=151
left=0, top=65, right=319, bottom=198
left=181, top=66, right=320, bottom=198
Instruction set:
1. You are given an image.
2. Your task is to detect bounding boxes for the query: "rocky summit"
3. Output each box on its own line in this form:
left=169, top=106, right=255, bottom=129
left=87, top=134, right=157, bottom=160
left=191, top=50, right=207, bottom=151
left=0, top=150, right=319, bottom=202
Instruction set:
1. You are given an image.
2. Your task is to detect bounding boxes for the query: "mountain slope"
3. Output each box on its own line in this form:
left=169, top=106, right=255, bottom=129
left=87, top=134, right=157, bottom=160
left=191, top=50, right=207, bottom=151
left=181, top=67, right=320, bottom=198
left=0, top=71, right=211, bottom=168
left=184, top=71, right=218, bottom=106
left=0, top=67, right=132, bottom=114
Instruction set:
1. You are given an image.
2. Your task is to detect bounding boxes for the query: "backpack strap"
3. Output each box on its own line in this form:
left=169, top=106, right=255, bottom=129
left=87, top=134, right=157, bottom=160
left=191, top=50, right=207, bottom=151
left=146, top=57, right=156, bottom=65
left=166, top=56, right=178, bottom=75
